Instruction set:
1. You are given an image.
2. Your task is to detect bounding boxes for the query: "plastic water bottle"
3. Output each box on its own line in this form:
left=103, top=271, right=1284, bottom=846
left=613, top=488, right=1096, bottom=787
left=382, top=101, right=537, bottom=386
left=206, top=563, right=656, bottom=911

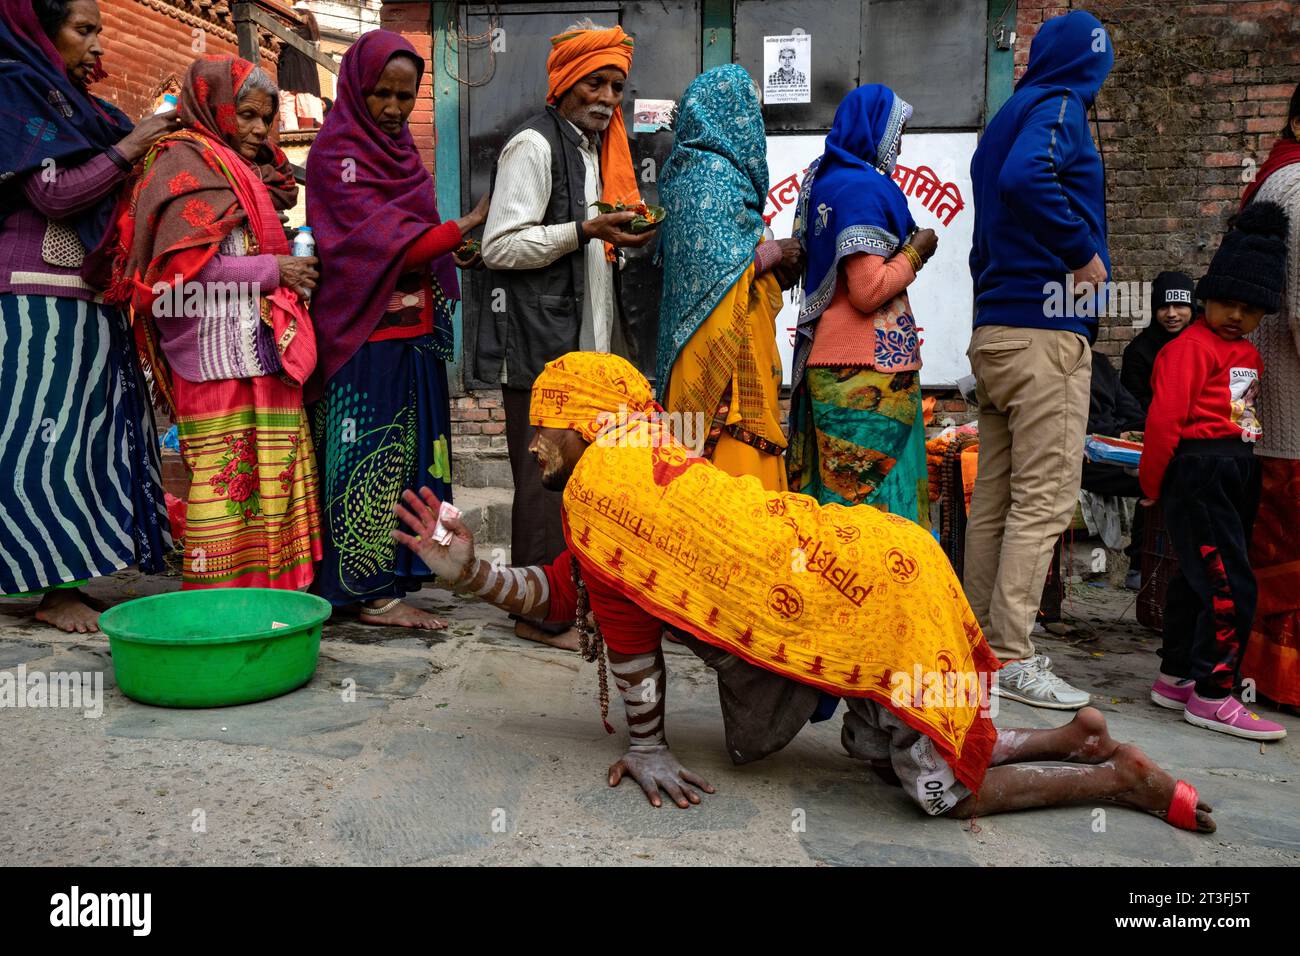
left=292, top=226, right=315, bottom=301
left=154, top=92, right=178, bottom=115
left=292, top=225, right=315, bottom=258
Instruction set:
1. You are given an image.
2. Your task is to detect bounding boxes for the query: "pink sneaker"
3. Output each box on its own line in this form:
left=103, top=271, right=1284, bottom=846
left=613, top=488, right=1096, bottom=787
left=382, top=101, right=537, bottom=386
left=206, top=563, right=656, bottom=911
left=1151, top=675, right=1194, bottom=710
left=1184, top=692, right=1288, bottom=741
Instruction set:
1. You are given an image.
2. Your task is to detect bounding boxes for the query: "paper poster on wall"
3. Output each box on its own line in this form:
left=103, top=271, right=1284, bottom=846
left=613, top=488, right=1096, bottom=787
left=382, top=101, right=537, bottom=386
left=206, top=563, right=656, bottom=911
left=763, top=132, right=978, bottom=387
left=762, top=34, right=811, bottom=105
left=632, top=99, right=675, bottom=134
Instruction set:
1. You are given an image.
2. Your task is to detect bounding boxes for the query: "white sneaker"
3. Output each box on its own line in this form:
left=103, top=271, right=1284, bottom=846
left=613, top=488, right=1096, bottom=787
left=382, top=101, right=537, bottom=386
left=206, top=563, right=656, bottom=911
left=995, top=654, right=1091, bottom=710
left=1124, top=569, right=1141, bottom=590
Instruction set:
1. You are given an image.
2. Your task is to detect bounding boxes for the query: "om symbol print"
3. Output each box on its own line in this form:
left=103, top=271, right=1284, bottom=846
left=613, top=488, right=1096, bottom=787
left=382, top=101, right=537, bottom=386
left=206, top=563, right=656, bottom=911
left=767, top=584, right=804, bottom=621
left=884, top=547, right=919, bottom=584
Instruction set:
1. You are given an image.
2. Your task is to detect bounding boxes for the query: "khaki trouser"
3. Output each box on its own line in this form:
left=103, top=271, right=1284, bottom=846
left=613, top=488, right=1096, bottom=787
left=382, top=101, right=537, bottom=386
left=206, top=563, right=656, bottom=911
left=963, top=325, right=1091, bottom=662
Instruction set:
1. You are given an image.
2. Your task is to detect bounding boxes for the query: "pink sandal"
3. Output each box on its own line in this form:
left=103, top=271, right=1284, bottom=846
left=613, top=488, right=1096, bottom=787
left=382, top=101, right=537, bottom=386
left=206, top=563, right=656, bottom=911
left=1165, top=780, right=1202, bottom=831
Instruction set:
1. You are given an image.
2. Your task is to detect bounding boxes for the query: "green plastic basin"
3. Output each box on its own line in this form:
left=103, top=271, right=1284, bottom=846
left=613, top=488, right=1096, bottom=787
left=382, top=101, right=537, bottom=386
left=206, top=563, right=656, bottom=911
left=100, top=588, right=332, bottom=708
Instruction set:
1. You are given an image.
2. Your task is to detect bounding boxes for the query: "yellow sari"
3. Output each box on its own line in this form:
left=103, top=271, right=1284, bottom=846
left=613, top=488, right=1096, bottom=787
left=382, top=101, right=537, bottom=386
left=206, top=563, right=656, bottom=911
left=664, top=263, right=788, bottom=492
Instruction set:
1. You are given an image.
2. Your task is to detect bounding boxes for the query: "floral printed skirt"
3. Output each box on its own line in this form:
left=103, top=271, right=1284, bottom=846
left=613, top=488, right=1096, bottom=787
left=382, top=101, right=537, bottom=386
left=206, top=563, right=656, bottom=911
left=791, top=367, right=929, bottom=527
left=172, top=372, right=322, bottom=589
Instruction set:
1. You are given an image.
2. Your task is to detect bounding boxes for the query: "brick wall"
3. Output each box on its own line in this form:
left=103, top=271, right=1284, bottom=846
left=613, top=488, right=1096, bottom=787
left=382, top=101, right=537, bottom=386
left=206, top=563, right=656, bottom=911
left=1015, top=0, right=1300, bottom=363
left=377, top=1, right=435, bottom=170
left=97, top=0, right=284, bottom=119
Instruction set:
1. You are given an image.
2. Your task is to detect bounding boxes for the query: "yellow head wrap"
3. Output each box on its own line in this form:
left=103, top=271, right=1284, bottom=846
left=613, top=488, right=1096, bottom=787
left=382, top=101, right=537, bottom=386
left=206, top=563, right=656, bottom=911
left=529, top=352, right=657, bottom=443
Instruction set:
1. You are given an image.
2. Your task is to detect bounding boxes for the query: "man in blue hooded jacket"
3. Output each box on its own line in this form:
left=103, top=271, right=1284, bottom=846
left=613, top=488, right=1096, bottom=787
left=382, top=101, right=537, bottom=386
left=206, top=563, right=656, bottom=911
left=964, top=10, right=1113, bottom=710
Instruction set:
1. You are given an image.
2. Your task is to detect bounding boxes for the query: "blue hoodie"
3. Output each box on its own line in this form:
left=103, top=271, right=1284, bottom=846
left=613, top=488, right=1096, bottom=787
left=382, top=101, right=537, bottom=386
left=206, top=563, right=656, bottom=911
left=969, top=10, right=1114, bottom=341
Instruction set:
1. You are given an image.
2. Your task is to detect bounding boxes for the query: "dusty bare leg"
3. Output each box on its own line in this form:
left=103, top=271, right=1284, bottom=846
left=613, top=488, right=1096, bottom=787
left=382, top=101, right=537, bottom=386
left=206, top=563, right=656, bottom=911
left=35, top=589, right=100, bottom=634
left=991, top=706, right=1119, bottom=766
left=951, top=743, right=1215, bottom=832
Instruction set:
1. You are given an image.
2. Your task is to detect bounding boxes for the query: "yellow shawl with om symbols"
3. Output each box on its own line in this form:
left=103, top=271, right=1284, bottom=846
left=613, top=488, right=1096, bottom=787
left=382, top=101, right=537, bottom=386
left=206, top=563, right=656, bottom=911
left=563, top=418, right=999, bottom=791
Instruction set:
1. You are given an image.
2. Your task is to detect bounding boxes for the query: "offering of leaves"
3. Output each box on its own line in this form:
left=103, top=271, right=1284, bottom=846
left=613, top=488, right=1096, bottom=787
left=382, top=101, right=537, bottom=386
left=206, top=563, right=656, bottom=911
left=456, top=238, right=481, bottom=258
left=591, top=200, right=666, bottom=234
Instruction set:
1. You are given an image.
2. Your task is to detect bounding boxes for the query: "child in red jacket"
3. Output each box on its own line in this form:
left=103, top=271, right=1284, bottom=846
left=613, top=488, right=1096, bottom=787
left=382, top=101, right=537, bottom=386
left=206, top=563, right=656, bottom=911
left=1140, top=202, right=1289, bottom=741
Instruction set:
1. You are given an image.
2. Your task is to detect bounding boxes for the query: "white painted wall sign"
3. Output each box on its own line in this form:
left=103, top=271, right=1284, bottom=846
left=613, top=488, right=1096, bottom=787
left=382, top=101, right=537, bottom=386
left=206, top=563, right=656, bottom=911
left=763, top=132, right=978, bottom=387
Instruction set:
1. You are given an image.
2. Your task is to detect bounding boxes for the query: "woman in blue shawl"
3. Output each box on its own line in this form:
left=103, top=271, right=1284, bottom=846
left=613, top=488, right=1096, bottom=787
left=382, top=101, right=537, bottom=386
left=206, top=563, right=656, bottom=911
left=0, top=0, right=176, bottom=631
left=787, top=84, right=938, bottom=523
left=655, top=64, right=802, bottom=492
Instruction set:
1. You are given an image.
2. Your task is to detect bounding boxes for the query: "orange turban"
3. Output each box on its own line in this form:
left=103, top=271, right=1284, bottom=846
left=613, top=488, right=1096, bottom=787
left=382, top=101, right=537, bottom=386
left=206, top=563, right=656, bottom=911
left=546, top=26, right=640, bottom=262
left=530, top=352, right=657, bottom=443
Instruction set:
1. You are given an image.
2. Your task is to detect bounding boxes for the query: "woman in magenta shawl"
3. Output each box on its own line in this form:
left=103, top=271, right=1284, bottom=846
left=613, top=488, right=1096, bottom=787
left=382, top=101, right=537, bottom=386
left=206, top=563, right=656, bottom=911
left=307, top=29, right=487, bottom=629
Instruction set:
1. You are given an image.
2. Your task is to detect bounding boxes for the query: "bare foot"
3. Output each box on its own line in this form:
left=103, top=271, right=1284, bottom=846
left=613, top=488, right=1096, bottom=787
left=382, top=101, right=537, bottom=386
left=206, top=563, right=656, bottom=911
left=1061, top=706, right=1121, bottom=764
left=1107, top=743, right=1216, bottom=833
left=34, top=589, right=101, bottom=634
left=359, top=600, right=447, bottom=630
left=514, top=619, right=581, bottom=652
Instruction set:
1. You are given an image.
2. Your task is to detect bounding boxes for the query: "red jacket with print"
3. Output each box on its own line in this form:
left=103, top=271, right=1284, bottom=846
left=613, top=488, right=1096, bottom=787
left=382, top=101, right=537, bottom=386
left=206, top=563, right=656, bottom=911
left=1139, top=319, right=1263, bottom=500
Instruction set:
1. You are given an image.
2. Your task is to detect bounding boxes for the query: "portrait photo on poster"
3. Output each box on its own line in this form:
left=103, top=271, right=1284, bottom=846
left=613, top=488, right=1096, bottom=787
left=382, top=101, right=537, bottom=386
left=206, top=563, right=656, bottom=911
left=763, top=33, right=811, bottom=105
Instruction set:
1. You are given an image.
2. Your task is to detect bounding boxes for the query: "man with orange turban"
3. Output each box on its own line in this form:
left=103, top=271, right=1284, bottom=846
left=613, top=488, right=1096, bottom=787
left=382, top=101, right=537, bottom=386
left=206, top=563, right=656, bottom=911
left=393, top=352, right=1217, bottom=834
left=478, top=18, right=660, bottom=651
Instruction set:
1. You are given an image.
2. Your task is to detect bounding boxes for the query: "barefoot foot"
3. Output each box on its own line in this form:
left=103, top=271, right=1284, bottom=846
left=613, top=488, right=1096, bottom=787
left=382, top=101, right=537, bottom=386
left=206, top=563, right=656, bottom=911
left=359, top=600, right=447, bottom=630
left=514, top=620, right=581, bottom=652
left=34, top=589, right=101, bottom=634
left=1107, top=743, right=1216, bottom=833
left=1062, top=706, right=1121, bottom=764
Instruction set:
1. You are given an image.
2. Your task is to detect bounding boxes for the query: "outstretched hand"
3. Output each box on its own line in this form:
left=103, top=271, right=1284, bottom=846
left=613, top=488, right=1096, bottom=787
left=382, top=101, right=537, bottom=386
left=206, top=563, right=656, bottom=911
left=391, top=486, right=477, bottom=584
left=608, top=745, right=715, bottom=809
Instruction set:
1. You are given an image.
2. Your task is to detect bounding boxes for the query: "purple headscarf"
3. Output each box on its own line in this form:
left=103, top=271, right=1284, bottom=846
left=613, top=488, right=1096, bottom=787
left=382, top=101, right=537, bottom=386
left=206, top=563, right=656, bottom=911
left=305, top=29, right=459, bottom=397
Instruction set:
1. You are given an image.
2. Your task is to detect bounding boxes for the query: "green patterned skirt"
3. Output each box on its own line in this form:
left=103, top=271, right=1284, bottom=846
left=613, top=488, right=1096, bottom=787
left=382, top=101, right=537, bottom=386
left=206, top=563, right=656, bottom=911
left=788, top=367, right=929, bottom=526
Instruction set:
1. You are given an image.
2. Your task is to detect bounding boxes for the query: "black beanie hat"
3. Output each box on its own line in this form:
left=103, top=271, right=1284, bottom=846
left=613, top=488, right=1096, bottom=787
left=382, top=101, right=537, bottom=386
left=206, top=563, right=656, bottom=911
left=1150, top=271, right=1196, bottom=314
left=1196, top=201, right=1289, bottom=313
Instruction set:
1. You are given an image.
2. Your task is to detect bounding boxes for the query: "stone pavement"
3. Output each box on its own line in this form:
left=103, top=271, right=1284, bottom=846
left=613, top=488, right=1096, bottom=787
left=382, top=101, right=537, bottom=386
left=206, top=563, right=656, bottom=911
left=1, top=563, right=1297, bottom=867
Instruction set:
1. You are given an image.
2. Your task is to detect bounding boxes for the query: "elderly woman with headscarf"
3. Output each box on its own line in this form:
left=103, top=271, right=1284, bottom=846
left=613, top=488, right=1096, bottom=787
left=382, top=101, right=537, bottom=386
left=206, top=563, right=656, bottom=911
left=655, top=65, right=803, bottom=492
left=306, top=30, right=488, bottom=629
left=787, top=84, right=938, bottom=523
left=98, top=55, right=322, bottom=590
left=0, top=0, right=176, bottom=632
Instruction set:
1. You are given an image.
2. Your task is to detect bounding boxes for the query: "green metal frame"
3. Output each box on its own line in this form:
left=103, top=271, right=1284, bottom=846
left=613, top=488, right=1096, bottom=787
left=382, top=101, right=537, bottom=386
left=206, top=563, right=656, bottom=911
left=985, top=0, right=1017, bottom=124
left=701, top=0, right=733, bottom=70
left=431, top=0, right=467, bottom=392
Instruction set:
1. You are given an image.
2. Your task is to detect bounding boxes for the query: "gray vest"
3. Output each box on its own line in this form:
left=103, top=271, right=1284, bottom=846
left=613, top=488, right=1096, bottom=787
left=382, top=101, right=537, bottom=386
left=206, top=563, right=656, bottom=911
left=478, top=107, right=592, bottom=390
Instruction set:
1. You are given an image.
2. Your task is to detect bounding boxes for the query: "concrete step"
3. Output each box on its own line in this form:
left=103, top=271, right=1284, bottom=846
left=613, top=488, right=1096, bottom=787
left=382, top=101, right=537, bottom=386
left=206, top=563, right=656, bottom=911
left=455, top=448, right=513, bottom=489
left=452, top=485, right=513, bottom=559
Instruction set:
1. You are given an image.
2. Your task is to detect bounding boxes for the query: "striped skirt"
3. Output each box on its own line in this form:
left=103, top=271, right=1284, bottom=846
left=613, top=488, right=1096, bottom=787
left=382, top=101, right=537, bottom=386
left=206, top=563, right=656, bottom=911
left=171, top=372, right=322, bottom=589
left=0, top=294, right=170, bottom=594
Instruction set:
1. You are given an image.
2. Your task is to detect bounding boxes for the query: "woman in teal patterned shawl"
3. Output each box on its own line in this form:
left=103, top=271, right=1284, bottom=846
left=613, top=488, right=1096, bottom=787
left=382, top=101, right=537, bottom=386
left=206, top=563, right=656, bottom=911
left=655, top=64, right=802, bottom=491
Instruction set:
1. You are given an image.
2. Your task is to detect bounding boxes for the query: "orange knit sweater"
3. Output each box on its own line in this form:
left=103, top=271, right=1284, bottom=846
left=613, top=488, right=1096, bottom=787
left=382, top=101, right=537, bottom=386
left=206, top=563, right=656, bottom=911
left=807, top=253, right=916, bottom=367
